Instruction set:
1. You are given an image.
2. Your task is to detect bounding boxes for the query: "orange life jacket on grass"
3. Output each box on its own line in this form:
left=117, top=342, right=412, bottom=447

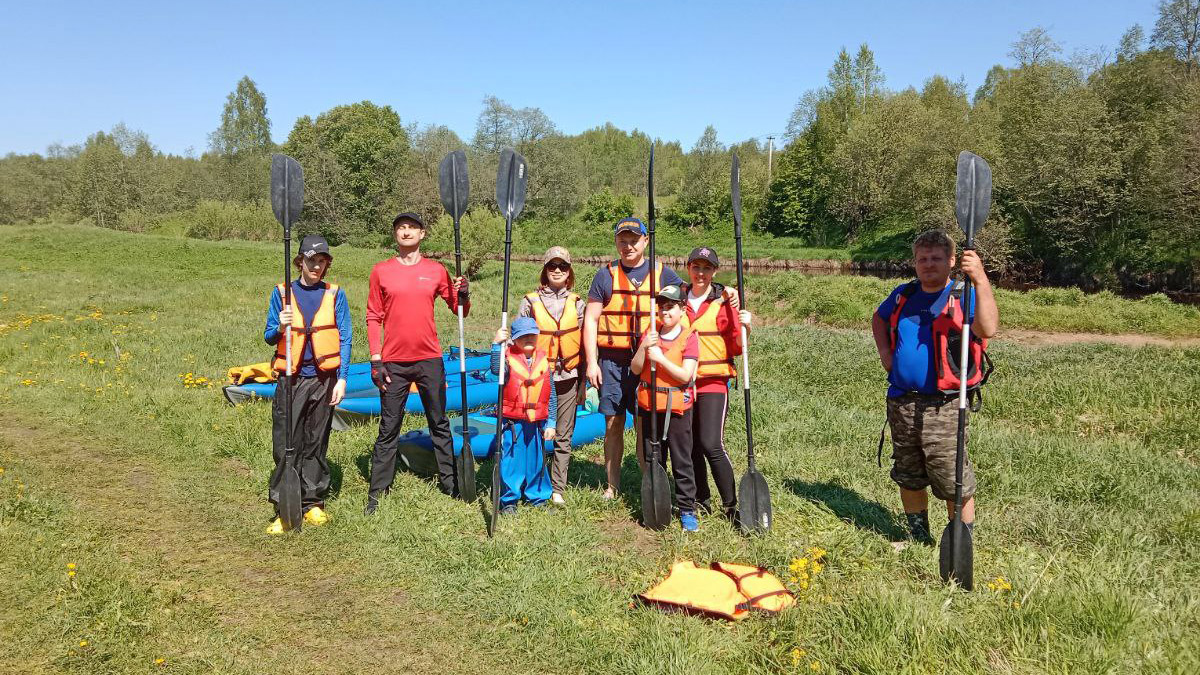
left=526, top=291, right=581, bottom=373
left=636, top=561, right=796, bottom=621
left=598, top=261, right=663, bottom=350
left=636, top=327, right=696, bottom=414
left=271, top=283, right=341, bottom=374
left=888, top=279, right=993, bottom=395
left=501, top=347, right=552, bottom=422
left=681, top=288, right=736, bottom=380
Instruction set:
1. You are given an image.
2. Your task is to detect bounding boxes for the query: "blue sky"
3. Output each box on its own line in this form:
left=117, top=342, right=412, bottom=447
left=1, top=0, right=1157, bottom=156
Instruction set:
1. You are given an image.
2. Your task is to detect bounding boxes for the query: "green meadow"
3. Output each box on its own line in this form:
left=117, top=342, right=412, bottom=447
left=2, top=224, right=1198, bottom=674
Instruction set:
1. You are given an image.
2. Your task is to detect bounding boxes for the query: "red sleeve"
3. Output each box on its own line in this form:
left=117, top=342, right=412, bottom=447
left=683, top=331, right=700, bottom=359
left=366, top=263, right=385, bottom=355
left=436, top=263, right=469, bottom=316
left=718, top=301, right=743, bottom=357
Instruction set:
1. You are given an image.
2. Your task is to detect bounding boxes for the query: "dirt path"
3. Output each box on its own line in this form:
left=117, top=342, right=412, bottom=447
left=0, top=417, right=495, bottom=674
left=995, top=329, right=1200, bottom=348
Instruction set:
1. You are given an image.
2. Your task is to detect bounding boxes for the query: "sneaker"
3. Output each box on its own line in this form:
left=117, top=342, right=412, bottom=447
left=551, top=492, right=566, bottom=505
left=680, top=511, right=699, bottom=532
left=499, top=505, right=518, bottom=516
left=364, top=499, right=379, bottom=516
left=265, top=518, right=285, bottom=535
left=304, top=506, right=330, bottom=526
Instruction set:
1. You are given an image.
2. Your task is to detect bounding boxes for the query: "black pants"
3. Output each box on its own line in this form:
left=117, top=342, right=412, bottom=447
left=639, top=407, right=696, bottom=513
left=270, top=372, right=335, bottom=512
left=369, top=358, right=455, bottom=498
left=691, top=390, right=738, bottom=518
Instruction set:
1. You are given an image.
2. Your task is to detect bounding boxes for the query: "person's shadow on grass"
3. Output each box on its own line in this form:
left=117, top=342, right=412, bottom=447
left=783, top=479, right=907, bottom=541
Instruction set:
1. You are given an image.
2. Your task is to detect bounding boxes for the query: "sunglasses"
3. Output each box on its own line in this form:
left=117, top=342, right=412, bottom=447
left=545, top=262, right=571, bottom=272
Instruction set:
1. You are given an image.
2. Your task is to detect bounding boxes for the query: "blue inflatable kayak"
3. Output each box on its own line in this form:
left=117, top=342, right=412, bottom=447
left=330, top=370, right=498, bottom=430
left=222, top=349, right=491, bottom=406
left=386, top=406, right=632, bottom=478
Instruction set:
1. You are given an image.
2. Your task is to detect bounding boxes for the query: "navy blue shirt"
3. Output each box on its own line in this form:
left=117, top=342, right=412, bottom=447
left=876, top=281, right=974, bottom=397
left=586, top=259, right=683, bottom=304
left=264, top=280, right=353, bottom=379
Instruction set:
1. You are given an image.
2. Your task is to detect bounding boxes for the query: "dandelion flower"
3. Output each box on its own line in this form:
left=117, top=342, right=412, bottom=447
left=79, top=640, right=88, bottom=647
left=155, top=658, right=166, bottom=666
left=810, top=661, right=821, bottom=671
left=67, top=563, right=76, bottom=569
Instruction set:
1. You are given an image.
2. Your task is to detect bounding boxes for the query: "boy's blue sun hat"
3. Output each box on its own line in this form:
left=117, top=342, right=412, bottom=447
left=509, top=316, right=540, bottom=340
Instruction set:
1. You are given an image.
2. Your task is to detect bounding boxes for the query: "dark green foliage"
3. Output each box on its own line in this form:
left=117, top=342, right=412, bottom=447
left=580, top=187, right=635, bottom=229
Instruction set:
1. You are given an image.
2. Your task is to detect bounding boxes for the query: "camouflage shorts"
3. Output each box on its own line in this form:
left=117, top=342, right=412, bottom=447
left=886, top=393, right=976, bottom=501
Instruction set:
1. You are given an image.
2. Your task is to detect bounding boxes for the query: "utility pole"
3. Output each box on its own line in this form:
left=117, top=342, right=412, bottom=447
left=766, top=136, right=775, bottom=185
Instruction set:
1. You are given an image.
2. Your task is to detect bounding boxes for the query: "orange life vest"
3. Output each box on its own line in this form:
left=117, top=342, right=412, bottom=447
left=636, top=561, right=796, bottom=621
left=501, top=347, right=552, bottom=422
left=598, top=261, right=663, bottom=350
left=888, top=280, right=993, bottom=395
left=272, top=283, right=341, bottom=374
left=637, top=327, right=696, bottom=414
left=681, top=288, right=736, bottom=380
left=526, top=290, right=581, bottom=373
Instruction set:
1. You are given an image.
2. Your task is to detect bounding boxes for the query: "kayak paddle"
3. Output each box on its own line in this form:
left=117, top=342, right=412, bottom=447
left=640, top=143, right=672, bottom=531
left=731, top=153, right=772, bottom=534
left=489, top=148, right=528, bottom=537
left=439, top=149, right=476, bottom=503
left=940, top=150, right=991, bottom=590
left=270, top=153, right=305, bottom=533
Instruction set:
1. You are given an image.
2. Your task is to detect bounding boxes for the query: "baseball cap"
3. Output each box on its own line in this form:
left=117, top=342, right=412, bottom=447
left=392, top=212, right=426, bottom=228
left=299, top=235, right=332, bottom=260
left=655, top=284, right=685, bottom=303
left=687, top=246, right=720, bottom=267
left=543, top=246, right=572, bottom=265
left=613, top=217, right=647, bottom=236
left=509, top=316, right=540, bottom=340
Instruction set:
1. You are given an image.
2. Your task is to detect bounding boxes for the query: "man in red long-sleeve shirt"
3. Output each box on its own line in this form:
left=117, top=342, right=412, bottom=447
left=366, top=212, right=469, bottom=513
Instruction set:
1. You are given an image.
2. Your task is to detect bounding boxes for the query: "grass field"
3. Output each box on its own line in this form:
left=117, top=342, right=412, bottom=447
left=3, top=224, right=1199, bottom=674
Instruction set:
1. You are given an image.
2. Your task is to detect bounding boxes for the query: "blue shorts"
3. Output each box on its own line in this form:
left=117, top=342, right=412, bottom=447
left=597, top=349, right=638, bottom=417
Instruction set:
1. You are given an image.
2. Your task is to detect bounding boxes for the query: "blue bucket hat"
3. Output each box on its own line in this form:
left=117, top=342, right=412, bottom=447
left=509, top=316, right=540, bottom=340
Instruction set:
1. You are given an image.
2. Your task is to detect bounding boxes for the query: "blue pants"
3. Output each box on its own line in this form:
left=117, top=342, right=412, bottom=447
left=496, top=419, right=552, bottom=508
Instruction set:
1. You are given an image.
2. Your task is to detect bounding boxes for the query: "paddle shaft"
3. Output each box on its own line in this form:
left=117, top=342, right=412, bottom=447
left=490, top=160, right=518, bottom=537
left=950, top=191, right=979, bottom=576
left=732, top=224, right=756, bottom=473
left=451, top=160, right=471, bottom=482
left=282, top=208, right=293, bottom=462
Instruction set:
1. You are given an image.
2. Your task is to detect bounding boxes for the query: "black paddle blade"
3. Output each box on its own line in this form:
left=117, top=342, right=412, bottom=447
left=278, top=452, right=303, bottom=532
left=270, top=154, right=304, bottom=227
left=488, top=454, right=501, bottom=538
left=939, top=520, right=975, bottom=590
left=735, top=470, right=772, bottom=534
left=457, top=445, right=477, bottom=503
left=495, top=148, right=528, bottom=220
left=647, top=144, right=655, bottom=222
left=955, top=151, right=991, bottom=242
left=438, top=150, right=470, bottom=220
left=640, top=447, right=672, bottom=531
left=731, top=153, right=743, bottom=233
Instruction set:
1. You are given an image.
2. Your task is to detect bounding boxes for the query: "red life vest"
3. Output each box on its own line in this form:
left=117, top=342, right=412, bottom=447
left=501, top=347, right=552, bottom=422
left=272, top=283, right=341, bottom=374
left=888, top=280, right=992, bottom=394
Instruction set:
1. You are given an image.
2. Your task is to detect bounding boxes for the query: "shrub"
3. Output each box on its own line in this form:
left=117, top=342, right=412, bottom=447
left=185, top=200, right=277, bottom=241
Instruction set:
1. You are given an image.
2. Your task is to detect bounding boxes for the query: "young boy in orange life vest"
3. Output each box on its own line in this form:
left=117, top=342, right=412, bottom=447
left=870, top=230, right=998, bottom=545
left=490, top=316, right=559, bottom=513
left=631, top=285, right=701, bottom=532
left=263, top=235, right=353, bottom=534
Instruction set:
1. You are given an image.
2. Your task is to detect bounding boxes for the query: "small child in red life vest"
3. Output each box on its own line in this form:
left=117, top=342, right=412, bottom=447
left=490, top=316, right=558, bottom=514
left=631, top=284, right=701, bottom=532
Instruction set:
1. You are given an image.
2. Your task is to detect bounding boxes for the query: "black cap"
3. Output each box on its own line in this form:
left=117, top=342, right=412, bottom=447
left=687, top=246, right=720, bottom=267
left=299, top=235, right=332, bottom=260
left=392, top=212, right=426, bottom=228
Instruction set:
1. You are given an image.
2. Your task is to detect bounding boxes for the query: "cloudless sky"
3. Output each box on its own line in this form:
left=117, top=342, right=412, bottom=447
left=0, top=0, right=1158, bottom=156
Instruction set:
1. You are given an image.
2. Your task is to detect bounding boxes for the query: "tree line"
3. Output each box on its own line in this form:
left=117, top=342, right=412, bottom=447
left=2, top=0, right=1198, bottom=291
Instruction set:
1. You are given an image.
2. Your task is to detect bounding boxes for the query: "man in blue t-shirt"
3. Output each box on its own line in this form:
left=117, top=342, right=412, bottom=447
left=583, top=218, right=683, bottom=499
left=870, top=230, right=998, bottom=545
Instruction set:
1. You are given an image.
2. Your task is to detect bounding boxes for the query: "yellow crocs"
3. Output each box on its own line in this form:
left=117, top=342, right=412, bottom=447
left=265, top=518, right=285, bottom=535
left=304, top=506, right=329, bottom=526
